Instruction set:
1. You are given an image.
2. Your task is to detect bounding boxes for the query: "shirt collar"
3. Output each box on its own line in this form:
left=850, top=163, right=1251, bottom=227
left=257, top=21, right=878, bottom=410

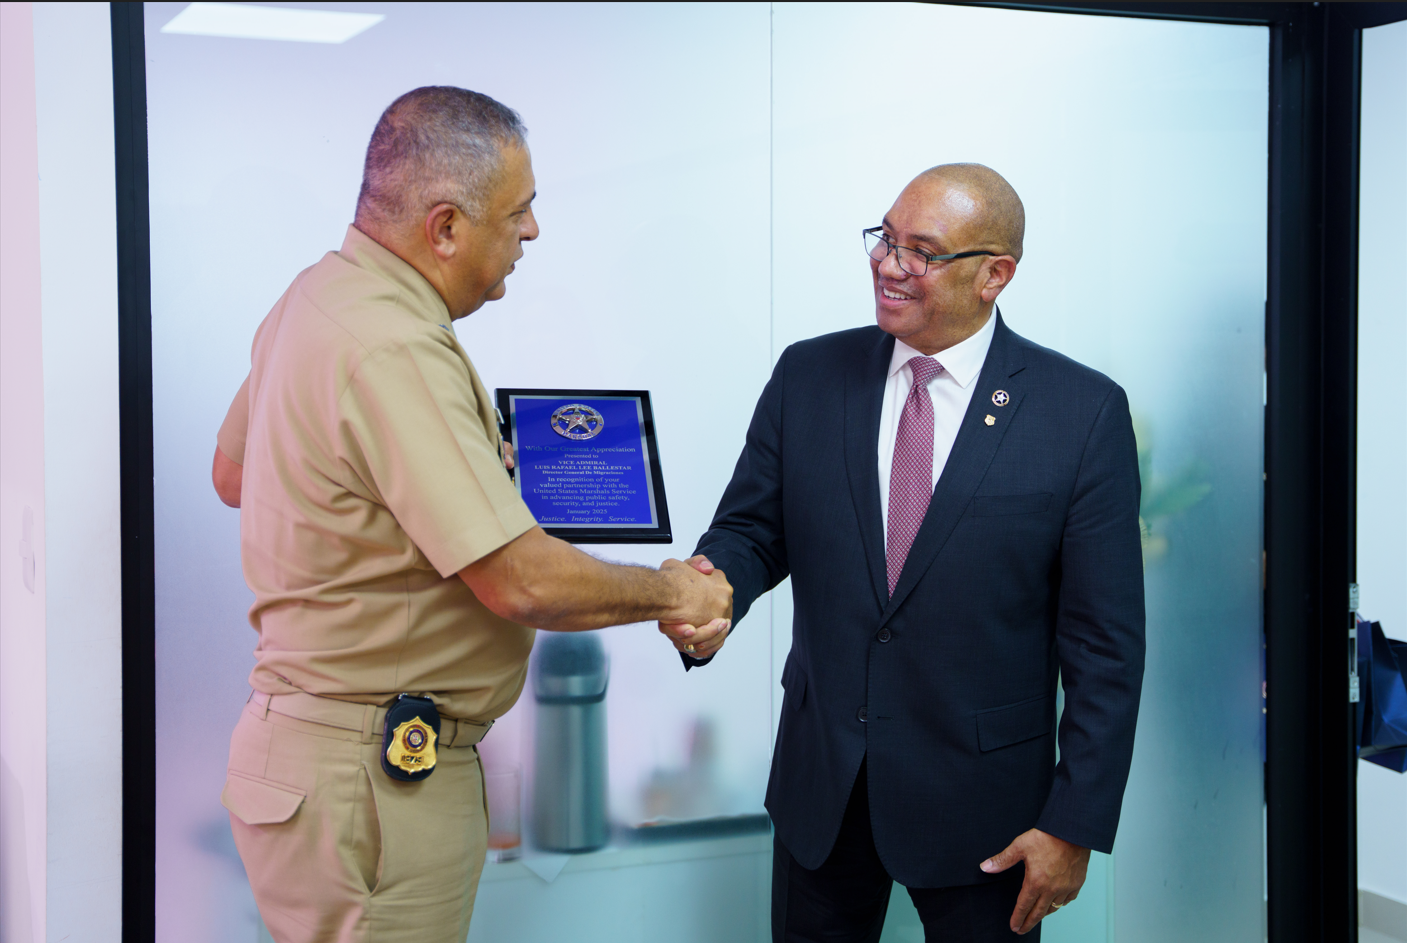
left=887, top=309, right=998, bottom=389
left=336, top=225, right=452, bottom=325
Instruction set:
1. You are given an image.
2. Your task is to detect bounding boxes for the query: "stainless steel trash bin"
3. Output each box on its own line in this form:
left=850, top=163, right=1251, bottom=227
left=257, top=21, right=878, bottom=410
left=532, top=632, right=610, bottom=853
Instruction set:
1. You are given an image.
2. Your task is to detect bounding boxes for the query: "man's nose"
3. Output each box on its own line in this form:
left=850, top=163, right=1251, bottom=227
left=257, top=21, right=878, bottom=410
left=521, top=209, right=540, bottom=242
left=878, top=246, right=907, bottom=279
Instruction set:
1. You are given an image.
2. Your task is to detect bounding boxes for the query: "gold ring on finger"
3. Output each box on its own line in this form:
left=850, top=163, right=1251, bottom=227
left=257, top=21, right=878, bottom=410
left=1050, top=903, right=1065, bottom=910
left=685, top=644, right=696, bottom=653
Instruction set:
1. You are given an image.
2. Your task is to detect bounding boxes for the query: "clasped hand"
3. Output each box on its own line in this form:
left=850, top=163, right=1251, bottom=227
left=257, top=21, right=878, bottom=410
left=658, top=554, right=731, bottom=660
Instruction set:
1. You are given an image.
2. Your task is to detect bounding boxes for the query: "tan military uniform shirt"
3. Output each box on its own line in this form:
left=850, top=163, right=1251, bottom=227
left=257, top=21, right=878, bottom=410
left=218, top=225, right=537, bottom=720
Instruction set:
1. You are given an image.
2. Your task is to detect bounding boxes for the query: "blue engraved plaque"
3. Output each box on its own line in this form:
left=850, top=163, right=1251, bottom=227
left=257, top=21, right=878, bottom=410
left=496, top=389, right=672, bottom=544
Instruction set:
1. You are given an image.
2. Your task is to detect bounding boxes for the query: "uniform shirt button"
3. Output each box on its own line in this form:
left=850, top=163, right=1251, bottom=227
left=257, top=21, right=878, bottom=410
left=877, top=629, right=892, bottom=643
left=857, top=707, right=868, bottom=723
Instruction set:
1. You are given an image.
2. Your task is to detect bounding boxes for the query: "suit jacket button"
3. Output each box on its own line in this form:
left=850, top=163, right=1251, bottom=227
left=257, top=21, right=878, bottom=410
left=877, top=629, right=892, bottom=643
left=857, top=707, right=868, bottom=723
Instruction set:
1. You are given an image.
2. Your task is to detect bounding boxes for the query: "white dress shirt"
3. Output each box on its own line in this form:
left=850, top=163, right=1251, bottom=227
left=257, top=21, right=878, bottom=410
left=877, top=312, right=997, bottom=534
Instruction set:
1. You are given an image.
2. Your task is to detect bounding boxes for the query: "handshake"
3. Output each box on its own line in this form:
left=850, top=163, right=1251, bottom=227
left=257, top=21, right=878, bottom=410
left=655, top=554, right=733, bottom=662
left=492, top=442, right=732, bottom=657
left=457, top=525, right=733, bottom=655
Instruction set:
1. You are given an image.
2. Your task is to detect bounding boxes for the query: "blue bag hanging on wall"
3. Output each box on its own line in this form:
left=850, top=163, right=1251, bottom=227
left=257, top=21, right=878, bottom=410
left=1356, top=616, right=1407, bottom=773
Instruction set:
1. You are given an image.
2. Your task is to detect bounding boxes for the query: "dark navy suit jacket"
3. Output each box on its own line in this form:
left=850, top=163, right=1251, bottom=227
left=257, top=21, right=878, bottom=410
left=689, top=313, right=1145, bottom=888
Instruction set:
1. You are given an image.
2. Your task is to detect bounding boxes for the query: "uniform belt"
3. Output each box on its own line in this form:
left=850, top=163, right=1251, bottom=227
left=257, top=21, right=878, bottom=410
left=248, top=690, right=492, bottom=747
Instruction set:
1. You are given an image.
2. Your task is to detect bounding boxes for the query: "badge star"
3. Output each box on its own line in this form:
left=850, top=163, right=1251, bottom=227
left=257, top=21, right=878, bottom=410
left=563, top=411, right=595, bottom=434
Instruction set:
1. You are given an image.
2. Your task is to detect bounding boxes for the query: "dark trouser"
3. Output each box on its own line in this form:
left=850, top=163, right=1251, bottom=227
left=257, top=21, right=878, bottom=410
left=771, top=759, right=1035, bottom=943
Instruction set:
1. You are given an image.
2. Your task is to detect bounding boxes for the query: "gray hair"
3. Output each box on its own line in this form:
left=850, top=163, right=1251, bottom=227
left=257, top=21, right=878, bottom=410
left=355, top=86, right=527, bottom=234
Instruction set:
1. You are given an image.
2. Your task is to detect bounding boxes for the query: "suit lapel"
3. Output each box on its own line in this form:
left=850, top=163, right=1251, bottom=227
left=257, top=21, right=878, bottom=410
left=879, top=312, right=1029, bottom=627
left=843, top=329, right=895, bottom=612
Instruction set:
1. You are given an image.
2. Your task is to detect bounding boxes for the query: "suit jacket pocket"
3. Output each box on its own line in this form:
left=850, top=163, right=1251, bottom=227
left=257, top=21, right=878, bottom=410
left=975, top=695, right=1053, bottom=752
left=781, top=653, right=808, bottom=710
left=222, top=769, right=305, bottom=826
left=970, top=493, right=1053, bottom=517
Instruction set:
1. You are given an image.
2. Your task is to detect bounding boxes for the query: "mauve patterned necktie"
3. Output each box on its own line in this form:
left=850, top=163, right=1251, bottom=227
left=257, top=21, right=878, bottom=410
left=887, top=356, right=944, bottom=596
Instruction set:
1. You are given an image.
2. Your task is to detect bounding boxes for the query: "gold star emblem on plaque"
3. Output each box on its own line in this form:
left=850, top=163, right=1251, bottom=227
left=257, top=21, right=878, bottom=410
left=386, top=718, right=438, bottom=774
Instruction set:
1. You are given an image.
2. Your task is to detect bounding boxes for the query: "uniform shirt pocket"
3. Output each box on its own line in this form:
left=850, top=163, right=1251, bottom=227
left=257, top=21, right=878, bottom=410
left=970, top=492, right=1053, bottom=517
left=975, top=695, right=1054, bottom=752
left=222, top=769, right=305, bottom=826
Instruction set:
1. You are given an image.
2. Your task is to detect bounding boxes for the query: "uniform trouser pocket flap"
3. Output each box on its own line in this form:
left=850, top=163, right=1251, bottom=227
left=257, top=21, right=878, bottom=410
left=975, top=695, right=1053, bottom=751
left=222, top=770, right=305, bottom=825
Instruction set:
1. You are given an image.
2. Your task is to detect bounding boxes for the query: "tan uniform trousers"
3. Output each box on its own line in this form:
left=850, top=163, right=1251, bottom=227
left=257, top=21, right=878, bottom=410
left=223, top=691, right=492, bottom=943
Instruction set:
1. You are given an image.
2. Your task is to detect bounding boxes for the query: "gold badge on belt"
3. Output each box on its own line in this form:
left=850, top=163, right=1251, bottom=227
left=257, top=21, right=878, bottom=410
left=380, top=693, right=442, bottom=782
left=386, top=718, right=438, bottom=775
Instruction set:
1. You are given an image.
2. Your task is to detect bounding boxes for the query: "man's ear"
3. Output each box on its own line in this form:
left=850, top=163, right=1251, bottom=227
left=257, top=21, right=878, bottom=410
left=423, top=203, right=461, bottom=262
left=980, top=256, right=1017, bottom=303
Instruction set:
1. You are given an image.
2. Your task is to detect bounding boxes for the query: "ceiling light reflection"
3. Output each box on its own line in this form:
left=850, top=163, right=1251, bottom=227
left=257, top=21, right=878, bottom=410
left=160, top=3, right=384, bottom=44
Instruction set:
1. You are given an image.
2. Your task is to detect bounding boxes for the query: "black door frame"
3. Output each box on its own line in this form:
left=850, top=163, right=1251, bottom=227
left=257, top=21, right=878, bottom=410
left=110, top=2, right=1407, bottom=941
left=110, top=5, right=154, bottom=942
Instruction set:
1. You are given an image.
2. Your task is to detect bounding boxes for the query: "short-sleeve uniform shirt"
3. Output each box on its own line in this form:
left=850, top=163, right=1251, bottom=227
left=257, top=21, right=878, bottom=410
left=220, top=226, right=538, bottom=720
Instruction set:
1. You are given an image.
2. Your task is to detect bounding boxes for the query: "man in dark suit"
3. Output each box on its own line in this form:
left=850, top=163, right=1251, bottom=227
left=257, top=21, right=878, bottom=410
left=661, top=164, right=1145, bottom=940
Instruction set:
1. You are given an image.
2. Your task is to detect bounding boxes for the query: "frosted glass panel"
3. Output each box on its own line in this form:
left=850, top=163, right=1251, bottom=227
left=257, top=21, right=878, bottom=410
left=146, top=4, right=772, bottom=942
left=771, top=6, right=1266, bottom=942
left=1356, top=18, right=1407, bottom=907
left=148, top=2, right=1267, bottom=941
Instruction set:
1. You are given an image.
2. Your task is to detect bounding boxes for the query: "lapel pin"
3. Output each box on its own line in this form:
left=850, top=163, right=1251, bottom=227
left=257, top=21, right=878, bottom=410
left=984, top=414, right=996, bottom=426
left=992, top=390, right=1010, bottom=406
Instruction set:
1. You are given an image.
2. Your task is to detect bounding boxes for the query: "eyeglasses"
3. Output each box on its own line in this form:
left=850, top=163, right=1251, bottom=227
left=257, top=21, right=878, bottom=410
left=863, top=227, right=997, bottom=277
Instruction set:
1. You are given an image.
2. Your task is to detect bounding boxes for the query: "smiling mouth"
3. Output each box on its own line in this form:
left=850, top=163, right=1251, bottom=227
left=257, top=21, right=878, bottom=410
left=881, top=286, right=914, bottom=302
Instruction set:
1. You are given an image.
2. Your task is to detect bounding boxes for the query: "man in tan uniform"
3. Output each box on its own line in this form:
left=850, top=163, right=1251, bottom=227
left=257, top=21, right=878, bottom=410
left=210, top=87, right=732, bottom=943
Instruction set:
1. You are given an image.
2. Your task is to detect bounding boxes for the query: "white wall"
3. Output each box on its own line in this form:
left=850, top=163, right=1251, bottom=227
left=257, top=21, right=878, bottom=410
left=1356, top=16, right=1407, bottom=911
left=11, top=3, right=126, bottom=941
left=1, top=4, right=125, bottom=941
left=31, top=2, right=127, bottom=939
left=0, top=4, right=49, bottom=940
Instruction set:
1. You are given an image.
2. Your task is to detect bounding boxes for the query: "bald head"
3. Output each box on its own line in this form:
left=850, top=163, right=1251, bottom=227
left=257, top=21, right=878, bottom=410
left=871, top=163, right=1023, bottom=354
left=914, top=163, right=1025, bottom=262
